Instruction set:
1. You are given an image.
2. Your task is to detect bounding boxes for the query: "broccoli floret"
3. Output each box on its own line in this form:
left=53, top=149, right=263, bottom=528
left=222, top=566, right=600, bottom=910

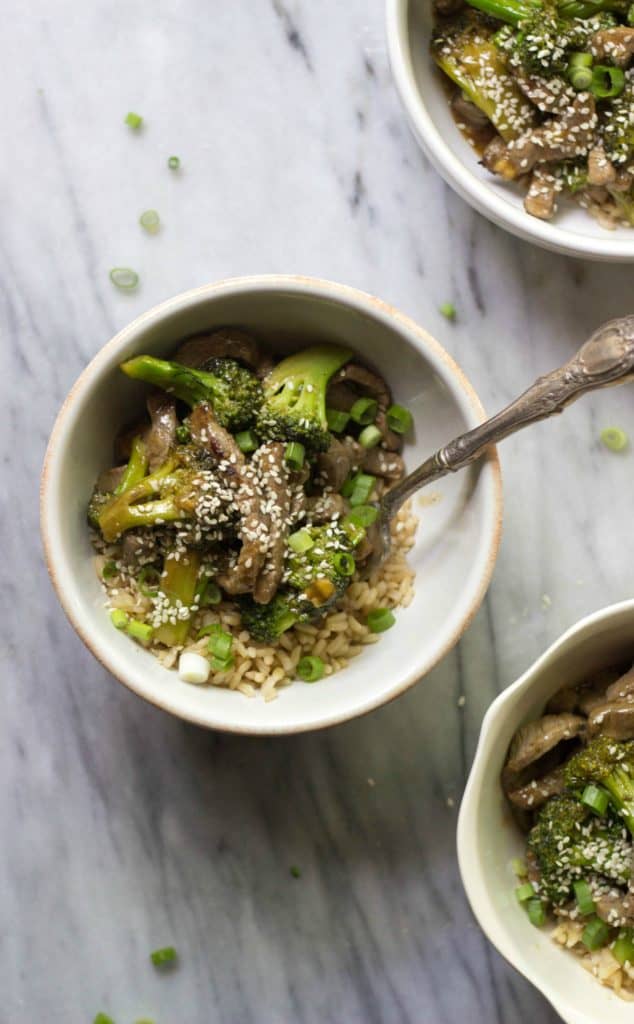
left=96, top=456, right=196, bottom=541
left=432, top=13, right=535, bottom=141
left=495, top=10, right=616, bottom=77
left=87, top=489, right=112, bottom=529
left=559, top=160, right=589, bottom=194
left=565, top=736, right=634, bottom=835
left=528, top=794, right=631, bottom=904
left=602, top=71, right=634, bottom=167
left=466, top=0, right=629, bottom=27
left=121, top=355, right=263, bottom=432
left=238, top=593, right=304, bottom=643
left=256, top=344, right=352, bottom=454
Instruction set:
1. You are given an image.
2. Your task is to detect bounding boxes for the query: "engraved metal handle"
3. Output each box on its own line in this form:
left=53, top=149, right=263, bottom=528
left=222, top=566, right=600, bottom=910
left=382, top=315, right=634, bottom=521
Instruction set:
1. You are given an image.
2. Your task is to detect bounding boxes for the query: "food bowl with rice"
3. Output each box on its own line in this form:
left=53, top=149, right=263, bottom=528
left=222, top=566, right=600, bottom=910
left=41, top=275, right=502, bottom=734
left=458, top=598, right=634, bottom=1024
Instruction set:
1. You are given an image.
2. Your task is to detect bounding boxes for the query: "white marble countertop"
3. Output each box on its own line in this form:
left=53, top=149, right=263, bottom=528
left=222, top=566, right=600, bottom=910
left=3, top=1, right=633, bottom=1021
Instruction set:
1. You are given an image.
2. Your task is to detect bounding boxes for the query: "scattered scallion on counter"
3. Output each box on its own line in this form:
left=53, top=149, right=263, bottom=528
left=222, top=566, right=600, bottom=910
left=150, top=946, right=177, bottom=967
left=439, top=302, right=456, bottom=320
left=367, top=608, right=395, bottom=633
left=109, top=267, right=139, bottom=291
left=297, top=655, right=324, bottom=682
left=386, top=403, right=413, bottom=435
left=168, top=155, right=181, bottom=170
left=600, top=426, right=628, bottom=452
left=139, top=209, right=160, bottom=234
left=94, top=1015, right=115, bottom=1024
left=290, top=865, right=302, bottom=878
left=124, top=111, right=143, bottom=129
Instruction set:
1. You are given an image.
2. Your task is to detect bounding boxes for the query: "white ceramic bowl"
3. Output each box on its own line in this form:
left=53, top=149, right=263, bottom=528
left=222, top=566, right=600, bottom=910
left=41, top=275, right=502, bottom=735
left=458, top=599, right=634, bottom=1024
left=386, top=0, right=634, bottom=262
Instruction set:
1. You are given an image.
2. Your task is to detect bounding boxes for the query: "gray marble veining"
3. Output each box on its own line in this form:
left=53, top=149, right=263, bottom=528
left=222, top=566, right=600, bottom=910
left=1, top=1, right=632, bottom=1021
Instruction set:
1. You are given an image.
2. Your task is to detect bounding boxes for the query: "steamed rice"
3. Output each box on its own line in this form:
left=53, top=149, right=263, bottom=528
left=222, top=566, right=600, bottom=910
left=99, top=502, right=417, bottom=700
left=552, top=919, right=634, bottom=1000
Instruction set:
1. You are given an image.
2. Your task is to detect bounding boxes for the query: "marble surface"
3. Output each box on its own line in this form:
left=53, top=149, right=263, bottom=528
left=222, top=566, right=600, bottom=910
left=2, top=1, right=633, bottom=1021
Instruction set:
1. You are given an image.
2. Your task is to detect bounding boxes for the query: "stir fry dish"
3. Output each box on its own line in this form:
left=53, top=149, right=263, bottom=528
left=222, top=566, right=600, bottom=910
left=431, top=0, right=634, bottom=227
left=88, top=329, right=418, bottom=698
left=502, top=662, right=634, bottom=998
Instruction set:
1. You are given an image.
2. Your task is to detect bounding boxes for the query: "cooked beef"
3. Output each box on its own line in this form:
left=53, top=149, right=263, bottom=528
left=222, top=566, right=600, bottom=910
left=145, top=392, right=177, bottom=472
left=316, top=436, right=363, bottom=492
left=253, top=443, right=292, bottom=604
left=505, top=714, right=586, bottom=776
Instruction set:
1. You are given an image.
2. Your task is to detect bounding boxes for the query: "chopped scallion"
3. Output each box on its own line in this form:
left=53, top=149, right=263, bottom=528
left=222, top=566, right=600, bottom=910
left=150, top=946, right=177, bottom=966
left=110, top=609, right=129, bottom=630
left=168, top=155, right=181, bottom=170
left=386, top=403, right=413, bottom=435
left=569, top=51, right=593, bottom=68
left=235, top=430, right=258, bottom=453
left=439, top=302, right=456, bottom=320
left=527, top=899, right=546, bottom=928
left=358, top=424, right=382, bottom=449
left=109, top=267, right=139, bottom=291
left=285, top=441, right=305, bottom=470
left=211, top=655, right=234, bottom=673
left=94, top=1014, right=116, bottom=1024
left=600, top=427, right=628, bottom=452
left=289, top=529, right=315, bottom=554
left=367, top=608, right=395, bottom=633
left=569, top=65, right=593, bottom=91
left=124, top=111, right=143, bottom=129
left=349, top=472, right=376, bottom=507
left=613, top=928, right=634, bottom=966
left=208, top=627, right=233, bottom=663
left=126, top=619, right=154, bottom=646
left=573, top=879, right=595, bottom=917
left=581, top=783, right=610, bottom=817
left=345, top=504, right=378, bottom=528
left=290, top=865, right=302, bottom=878
left=333, top=551, right=356, bottom=577
left=350, top=397, right=378, bottom=425
left=582, top=916, right=610, bottom=951
left=326, top=407, right=350, bottom=433
left=138, top=565, right=161, bottom=597
left=341, top=518, right=366, bottom=547
left=297, top=655, right=324, bottom=682
left=515, top=882, right=535, bottom=903
left=591, top=64, right=625, bottom=98
left=198, top=579, right=221, bottom=607
left=139, top=209, right=160, bottom=234
left=102, top=560, right=118, bottom=579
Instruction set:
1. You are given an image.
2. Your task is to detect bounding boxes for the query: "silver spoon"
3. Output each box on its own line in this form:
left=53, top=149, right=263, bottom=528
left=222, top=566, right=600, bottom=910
left=368, top=315, right=634, bottom=572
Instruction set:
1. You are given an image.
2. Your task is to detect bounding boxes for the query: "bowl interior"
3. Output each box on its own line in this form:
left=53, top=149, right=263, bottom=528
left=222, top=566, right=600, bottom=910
left=388, top=0, right=634, bottom=259
left=459, top=602, right=634, bottom=1023
left=43, top=279, right=500, bottom=733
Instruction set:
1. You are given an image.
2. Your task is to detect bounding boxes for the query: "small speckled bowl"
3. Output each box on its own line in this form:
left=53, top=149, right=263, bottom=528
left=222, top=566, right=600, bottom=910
left=458, top=599, right=634, bottom=1024
left=41, top=275, right=502, bottom=735
left=386, top=0, right=634, bottom=262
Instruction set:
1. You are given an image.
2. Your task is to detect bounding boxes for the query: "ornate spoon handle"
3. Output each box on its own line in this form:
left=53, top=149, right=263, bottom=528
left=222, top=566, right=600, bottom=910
left=383, top=315, right=634, bottom=519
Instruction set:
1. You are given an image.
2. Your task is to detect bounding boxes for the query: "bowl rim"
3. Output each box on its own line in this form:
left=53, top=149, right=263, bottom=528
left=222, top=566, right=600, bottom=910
left=40, top=274, right=503, bottom=734
left=457, top=598, right=634, bottom=1021
left=385, top=0, right=634, bottom=263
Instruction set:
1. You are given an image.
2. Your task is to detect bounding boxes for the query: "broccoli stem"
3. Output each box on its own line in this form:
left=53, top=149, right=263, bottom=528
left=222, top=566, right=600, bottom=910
left=154, top=550, right=202, bottom=647
left=121, top=356, right=212, bottom=408
left=465, top=0, right=628, bottom=22
left=465, top=0, right=534, bottom=25
left=604, top=767, right=634, bottom=835
left=98, top=458, right=181, bottom=541
left=114, top=436, right=148, bottom=495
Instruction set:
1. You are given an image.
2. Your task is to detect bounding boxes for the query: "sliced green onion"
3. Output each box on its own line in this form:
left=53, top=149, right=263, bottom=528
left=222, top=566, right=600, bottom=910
left=350, top=397, right=378, bottom=425
left=297, top=655, right=325, bottom=682
left=581, top=783, right=610, bottom=816
left=340, top=474, right=356, bottom=498
left=573, top=879, right=595, bottom=917
left=569, top=51, right=593, bottom=68
left=628, top=2, right=634, bottom=25
left=94, top=1015, right=116, bottom=1024
left=341, top=519, right=366, bottom=547
left=102, top=560, right=118, bottom=579
left=150, top=946, right=177, bottom=966
left=386, top=403, right=413, bottom=435
left=208, top=627, right=233, bottom=662
left=591, top=64, right=625, bottom=99
left=124, top=111, right=143, bottom=129
left=110, top=609, right=129, bottom=630
left=600, top=426, right=628, bottom=452
left=511, top=858, right=528, bottom=878
left=138, top=565, right=161, bottom=597
left=439, top=302, right=456, bottom=320
left=290, top=865, right=302, bottom=878
left=126, top=619, right=154, bottom=646
left=515, top=882, right=535, bottom=903
left=569, top=65, right=593, bottom=91
left=367, top=607, right=395, bottom=633
left=289, top=529, right=315, bottom=554
left=109, top=267, right=139, bottom=291
left=175, top=424, right=191, bottom=443
left=358, top=424, right=382, bottom=449
left=235, top=430, right=258, bottom=453
left=285, top=441, right=305, bottom=470
left=210, top=655, right=234, bottom=672
left=527, top=899, right=547, bottom=928
left=349, top=473, right=376, bottom=507
left=200, top=580, right=221, bottom=607
left=333, top=551, right=356, bottom=577
left=613, top=928, right=634, bottom=966
left=582, top=916, right=610, bottom=951
left=139, top=209, right=160, bottom=234
left=326, top=407, right=350, bottom=433
left=168, top=155, right=181, bottom=170
left=345, top=505, right=378, bottom=528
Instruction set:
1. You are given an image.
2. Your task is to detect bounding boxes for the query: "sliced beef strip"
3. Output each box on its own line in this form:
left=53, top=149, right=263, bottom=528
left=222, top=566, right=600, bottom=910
left=451, top=92, right=490, bottom=129
left=510, top=67, right=573, bottom=114
left=595, top=892, right=634, bottom=928
left=590, top=27, right=634, bottom=67
left=504, top=714, right=586, bottom=777
left=506, top=766, right=566, bottom=810
left=326, top=381, right=359, bottom=413
left=362, top=448, right=405, bottom=481
left=97, top=465, right=126, bottom=492
left=482, top=94, right=597, bottom=181
left=545, top=668, right=620, bottom=716
left=524, top=167, right=560, bottom=221
left=316, top=436, right=363, bottom=492
left=587, top=144, right=618, bottom=187
left=305, top=493, right=349, bottom=523
left=606, top=666, right=634, bottom=702
left=189, top=402, right=244, bottom=472
left=335, top=363, right=402, bottom=452
left=253, top=443, right=292, bottom=604
left=175, top=327, right=268, bottom=375
left=145, top=392, right=177, bottom=472
left=588, top=699, right=634, bottom=740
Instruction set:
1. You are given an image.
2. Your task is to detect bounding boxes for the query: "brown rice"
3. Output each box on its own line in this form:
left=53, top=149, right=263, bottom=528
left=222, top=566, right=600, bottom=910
left=551, top=919, right=634, bottom=1000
